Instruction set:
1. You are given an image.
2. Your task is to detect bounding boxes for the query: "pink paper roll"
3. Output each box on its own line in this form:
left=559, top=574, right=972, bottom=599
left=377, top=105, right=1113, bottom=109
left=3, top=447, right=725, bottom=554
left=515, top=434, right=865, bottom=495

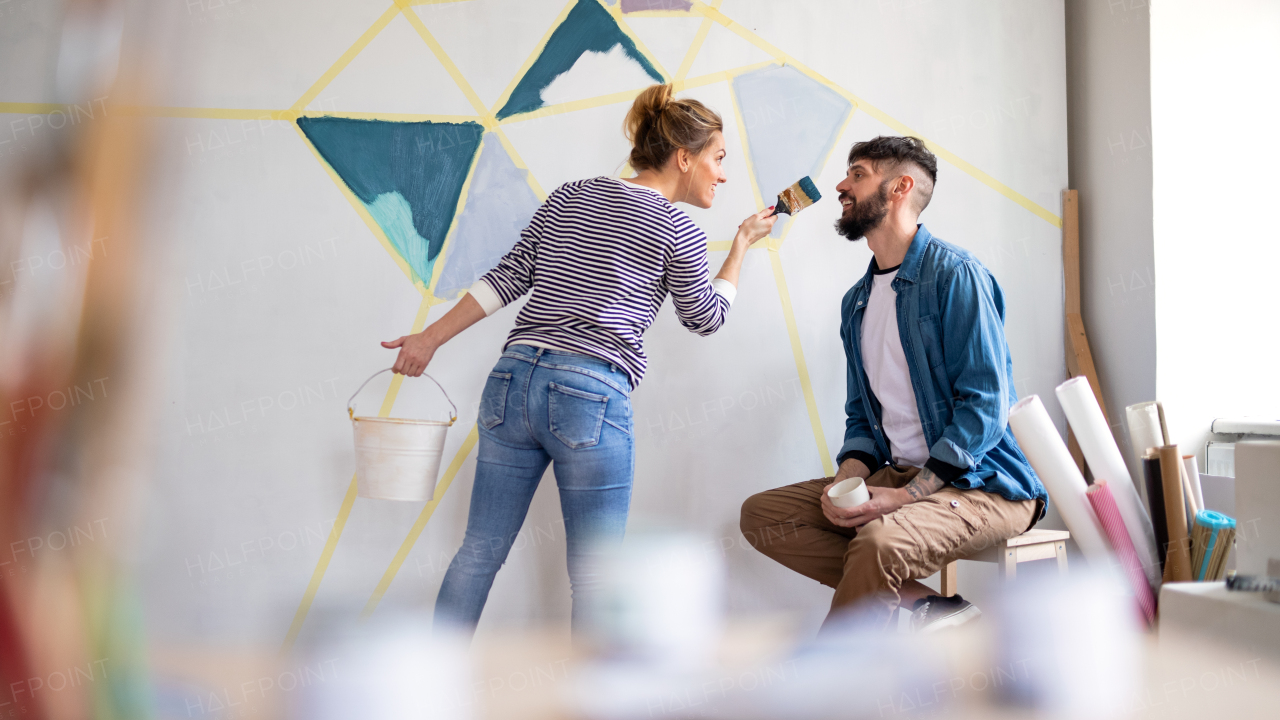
left=1087, top=481, right=1156, bottom=626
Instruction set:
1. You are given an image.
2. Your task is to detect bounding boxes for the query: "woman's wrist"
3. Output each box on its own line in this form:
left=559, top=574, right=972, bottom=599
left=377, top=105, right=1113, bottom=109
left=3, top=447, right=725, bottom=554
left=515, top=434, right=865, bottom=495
left=420, top=324, right=448, bottom=347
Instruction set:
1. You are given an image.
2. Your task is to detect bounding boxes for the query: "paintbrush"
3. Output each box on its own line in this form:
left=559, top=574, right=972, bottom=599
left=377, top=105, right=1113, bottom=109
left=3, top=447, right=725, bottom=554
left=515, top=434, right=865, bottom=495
left=768, top=176, right=821, bottom=217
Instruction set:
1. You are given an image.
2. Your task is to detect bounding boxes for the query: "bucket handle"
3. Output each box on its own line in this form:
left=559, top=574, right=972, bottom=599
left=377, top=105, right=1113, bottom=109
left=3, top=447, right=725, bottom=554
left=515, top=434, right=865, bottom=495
left=347, top=368, right=457, bottom=425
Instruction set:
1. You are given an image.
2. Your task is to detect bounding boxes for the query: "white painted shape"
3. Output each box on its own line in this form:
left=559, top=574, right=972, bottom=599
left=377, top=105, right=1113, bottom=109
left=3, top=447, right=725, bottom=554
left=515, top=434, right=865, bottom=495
left=322, top=13, right=477, bottom=116
left=623, top=15, right=706, bottom=77
left=412, top=0, right=570, bottom=110
left=684, top=19, right=774, bottom=80
left=501, top=99, right=636, bottom=191
left=538, top=43, right=657, bottom=107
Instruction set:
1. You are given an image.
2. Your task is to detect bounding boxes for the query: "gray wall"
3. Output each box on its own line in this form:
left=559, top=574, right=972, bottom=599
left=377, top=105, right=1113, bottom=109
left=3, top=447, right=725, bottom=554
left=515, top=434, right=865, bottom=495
left=1064, top=0, right=1156, bottom=477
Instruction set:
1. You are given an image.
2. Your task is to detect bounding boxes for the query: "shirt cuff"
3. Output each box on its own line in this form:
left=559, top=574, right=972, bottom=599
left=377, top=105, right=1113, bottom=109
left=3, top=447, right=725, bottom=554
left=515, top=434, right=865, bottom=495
left=467, top=279, right=504, bottom=317
left=838, top=450, right=880, bottom=473
left=924, top=457, right=967, bottom=485
left=711, top=278, right=737, bottom=306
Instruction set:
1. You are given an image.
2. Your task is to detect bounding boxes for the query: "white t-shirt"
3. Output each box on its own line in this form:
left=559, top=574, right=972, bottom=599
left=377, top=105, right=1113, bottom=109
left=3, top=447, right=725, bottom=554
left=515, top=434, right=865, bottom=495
left=860, top=268, right=930, bottom=467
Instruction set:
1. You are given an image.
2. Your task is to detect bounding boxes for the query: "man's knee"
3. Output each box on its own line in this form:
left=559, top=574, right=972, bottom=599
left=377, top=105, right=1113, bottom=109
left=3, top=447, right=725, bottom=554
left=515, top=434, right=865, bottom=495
left=740, top=491, right=801, bottom=553
left=845, top=524, right=913, bottom=583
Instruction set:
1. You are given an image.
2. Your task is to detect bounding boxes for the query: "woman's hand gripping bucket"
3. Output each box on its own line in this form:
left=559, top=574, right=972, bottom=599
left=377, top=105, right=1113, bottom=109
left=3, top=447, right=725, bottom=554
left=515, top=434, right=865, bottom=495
left=347, top=369, right=457, bottom=501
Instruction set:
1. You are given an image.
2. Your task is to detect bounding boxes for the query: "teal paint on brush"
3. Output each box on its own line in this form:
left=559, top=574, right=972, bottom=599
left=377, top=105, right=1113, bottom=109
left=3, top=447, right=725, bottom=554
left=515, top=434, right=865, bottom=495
left=769, top=175, right=822, bottom=217
left=297, top=117, right=483, bottom=285
left=497, top=0, right=664, bottom=120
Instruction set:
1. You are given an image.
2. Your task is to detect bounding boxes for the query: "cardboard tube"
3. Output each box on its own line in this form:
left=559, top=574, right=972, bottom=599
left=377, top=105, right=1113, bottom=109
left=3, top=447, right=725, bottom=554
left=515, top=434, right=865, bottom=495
left=1008, top=395, right=1112, bottom=564
left=1056, top=378, right=1161, bottom=589
left=1159, top=445, right=1192, bottom=582
left=1182, top=455, right=1205, bottom=515
left=1125, top=402, right=1164, bottom=470
left=1178, top=462, right=1200, bottom=535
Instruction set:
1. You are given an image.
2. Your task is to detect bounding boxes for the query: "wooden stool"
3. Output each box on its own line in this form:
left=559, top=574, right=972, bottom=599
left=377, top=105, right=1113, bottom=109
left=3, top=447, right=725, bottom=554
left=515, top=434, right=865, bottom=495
left=939, top=528, right=1070, bottom=597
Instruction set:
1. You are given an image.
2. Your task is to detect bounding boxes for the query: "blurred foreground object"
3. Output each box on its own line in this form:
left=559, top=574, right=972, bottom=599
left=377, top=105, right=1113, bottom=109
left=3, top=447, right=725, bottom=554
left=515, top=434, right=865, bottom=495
left=290, top=616, right=472, bottom=720
left=1, top=1, right=166, bottom=717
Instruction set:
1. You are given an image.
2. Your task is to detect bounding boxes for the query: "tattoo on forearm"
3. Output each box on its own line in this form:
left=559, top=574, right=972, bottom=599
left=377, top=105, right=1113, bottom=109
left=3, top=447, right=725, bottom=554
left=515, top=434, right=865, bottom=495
left=903, top=467, right=944, bottom=501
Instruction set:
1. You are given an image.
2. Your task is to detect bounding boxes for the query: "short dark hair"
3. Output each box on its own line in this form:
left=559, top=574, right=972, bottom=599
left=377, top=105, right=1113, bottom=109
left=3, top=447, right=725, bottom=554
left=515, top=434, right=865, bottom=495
left=847, top=136, right=938, bottom=214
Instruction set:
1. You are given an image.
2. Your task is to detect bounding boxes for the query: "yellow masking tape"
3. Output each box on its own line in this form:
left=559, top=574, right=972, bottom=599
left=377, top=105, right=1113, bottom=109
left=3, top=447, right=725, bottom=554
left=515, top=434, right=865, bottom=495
left=499, top=85, right=647, bottom=125
left=288, top=3, right=401, bottom=118
left=399, top=5, right=493, bottom=123
left=362, top=424, right=480, bottom=617
left=727, top=81, right=767, bottom=211
left=0, top=102, right=74, bottom=115
left=281, top=476, right=359, bottom=653
left=768, top=249, right=835, bottom=477
left=673, top=0, right=723, bottom=82
left=282, top=293, right=435, bottom=652
left=489, top=0, right=579, bottom=116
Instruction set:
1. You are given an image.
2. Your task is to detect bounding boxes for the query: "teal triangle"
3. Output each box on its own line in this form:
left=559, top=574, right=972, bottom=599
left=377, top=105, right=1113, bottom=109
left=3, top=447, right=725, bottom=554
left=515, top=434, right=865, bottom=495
left=496, top=0, right=664, bottom=120
left=297, top=117, right=484, bottom=285
left=435, top=133, right=542, bottom=299
left=732, top=65, right=852, bottom=237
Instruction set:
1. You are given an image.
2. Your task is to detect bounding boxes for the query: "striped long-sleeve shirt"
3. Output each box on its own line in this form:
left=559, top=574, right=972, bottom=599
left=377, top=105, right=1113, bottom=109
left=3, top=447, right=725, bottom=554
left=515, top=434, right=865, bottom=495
left=468, top=176, right=735, bottom=389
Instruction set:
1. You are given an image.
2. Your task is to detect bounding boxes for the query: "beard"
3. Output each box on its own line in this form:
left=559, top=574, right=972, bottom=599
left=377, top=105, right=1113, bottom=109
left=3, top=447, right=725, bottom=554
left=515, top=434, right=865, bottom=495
left=834, top=181, right=890, bottom=241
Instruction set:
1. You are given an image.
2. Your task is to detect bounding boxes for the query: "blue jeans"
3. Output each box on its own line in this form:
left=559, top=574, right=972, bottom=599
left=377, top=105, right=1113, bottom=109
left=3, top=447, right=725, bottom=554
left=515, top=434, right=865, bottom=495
left=434, top=345, right=634, bottom=633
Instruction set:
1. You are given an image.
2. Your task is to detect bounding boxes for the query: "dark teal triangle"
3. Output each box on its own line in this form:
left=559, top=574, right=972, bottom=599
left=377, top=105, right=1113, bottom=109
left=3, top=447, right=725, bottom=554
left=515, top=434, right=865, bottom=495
left=297, top=116, right=484, bottom=285
left=496, top=0, right=664, bottom=120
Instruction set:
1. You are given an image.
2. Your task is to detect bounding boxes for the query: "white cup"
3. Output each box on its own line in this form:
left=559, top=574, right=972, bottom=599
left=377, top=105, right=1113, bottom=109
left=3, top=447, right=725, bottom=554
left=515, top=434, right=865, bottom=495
left=828, top=477, right=871, bottom=509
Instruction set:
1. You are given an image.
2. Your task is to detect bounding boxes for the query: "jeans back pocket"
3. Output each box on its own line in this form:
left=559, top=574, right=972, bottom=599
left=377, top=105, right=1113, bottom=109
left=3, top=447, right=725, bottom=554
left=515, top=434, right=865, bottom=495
left=548, top=381, right=608, bottom=449
left=479, top=372, right=512, bottom=430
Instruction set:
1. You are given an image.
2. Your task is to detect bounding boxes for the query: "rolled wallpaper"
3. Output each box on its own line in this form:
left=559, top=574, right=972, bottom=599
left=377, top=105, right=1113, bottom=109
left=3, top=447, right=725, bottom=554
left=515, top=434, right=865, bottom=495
left=1009, top=395, right=1111, bottom=564
left=1056, top=378, right=1160, bottom=590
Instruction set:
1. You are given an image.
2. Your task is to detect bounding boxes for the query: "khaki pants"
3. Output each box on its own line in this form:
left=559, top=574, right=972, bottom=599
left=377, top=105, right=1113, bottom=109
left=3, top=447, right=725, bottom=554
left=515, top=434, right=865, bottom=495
left=739, top=465, right=1038, bottom=627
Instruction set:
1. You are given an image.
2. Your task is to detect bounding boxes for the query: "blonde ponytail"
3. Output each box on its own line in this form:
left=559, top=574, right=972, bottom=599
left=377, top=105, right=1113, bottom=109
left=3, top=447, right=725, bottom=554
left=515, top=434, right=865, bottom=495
left=624, top=84, right=722, bottom=172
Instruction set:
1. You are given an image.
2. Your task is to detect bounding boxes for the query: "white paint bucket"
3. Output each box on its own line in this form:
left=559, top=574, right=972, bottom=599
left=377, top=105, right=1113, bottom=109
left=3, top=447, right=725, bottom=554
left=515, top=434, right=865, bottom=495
left=347, top=369, right=457, bottom=502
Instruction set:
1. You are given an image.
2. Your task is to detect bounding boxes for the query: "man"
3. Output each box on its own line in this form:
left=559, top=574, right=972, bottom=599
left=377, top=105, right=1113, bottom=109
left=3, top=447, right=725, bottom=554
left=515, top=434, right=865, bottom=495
left=740, top=136, right=1047, bottom=632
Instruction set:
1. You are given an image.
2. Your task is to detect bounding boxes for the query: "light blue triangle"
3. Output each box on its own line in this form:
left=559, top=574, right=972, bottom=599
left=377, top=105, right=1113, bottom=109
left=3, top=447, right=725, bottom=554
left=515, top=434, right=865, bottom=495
left=434, top=134, right=542, bottom=299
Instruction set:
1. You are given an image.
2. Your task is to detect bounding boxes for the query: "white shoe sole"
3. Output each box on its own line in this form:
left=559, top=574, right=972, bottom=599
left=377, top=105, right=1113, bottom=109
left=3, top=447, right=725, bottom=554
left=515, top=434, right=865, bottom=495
left=916, top=604, right=982, bottom=633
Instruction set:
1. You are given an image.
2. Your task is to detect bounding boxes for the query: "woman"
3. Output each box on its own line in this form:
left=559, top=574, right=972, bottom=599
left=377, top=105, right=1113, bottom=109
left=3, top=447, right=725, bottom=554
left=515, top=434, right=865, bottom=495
left=381, top=83, right=777, bottom=633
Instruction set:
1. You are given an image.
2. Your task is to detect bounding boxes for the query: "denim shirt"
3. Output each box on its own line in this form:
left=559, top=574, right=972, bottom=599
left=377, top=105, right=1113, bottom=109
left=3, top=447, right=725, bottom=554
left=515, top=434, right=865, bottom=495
left=837, top=225, right=1048, bottom=517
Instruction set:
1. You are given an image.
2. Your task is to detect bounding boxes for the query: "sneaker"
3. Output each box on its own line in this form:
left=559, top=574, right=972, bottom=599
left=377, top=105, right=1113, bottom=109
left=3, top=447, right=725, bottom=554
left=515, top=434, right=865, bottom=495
left=910, top=594, right=982, bottom=633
